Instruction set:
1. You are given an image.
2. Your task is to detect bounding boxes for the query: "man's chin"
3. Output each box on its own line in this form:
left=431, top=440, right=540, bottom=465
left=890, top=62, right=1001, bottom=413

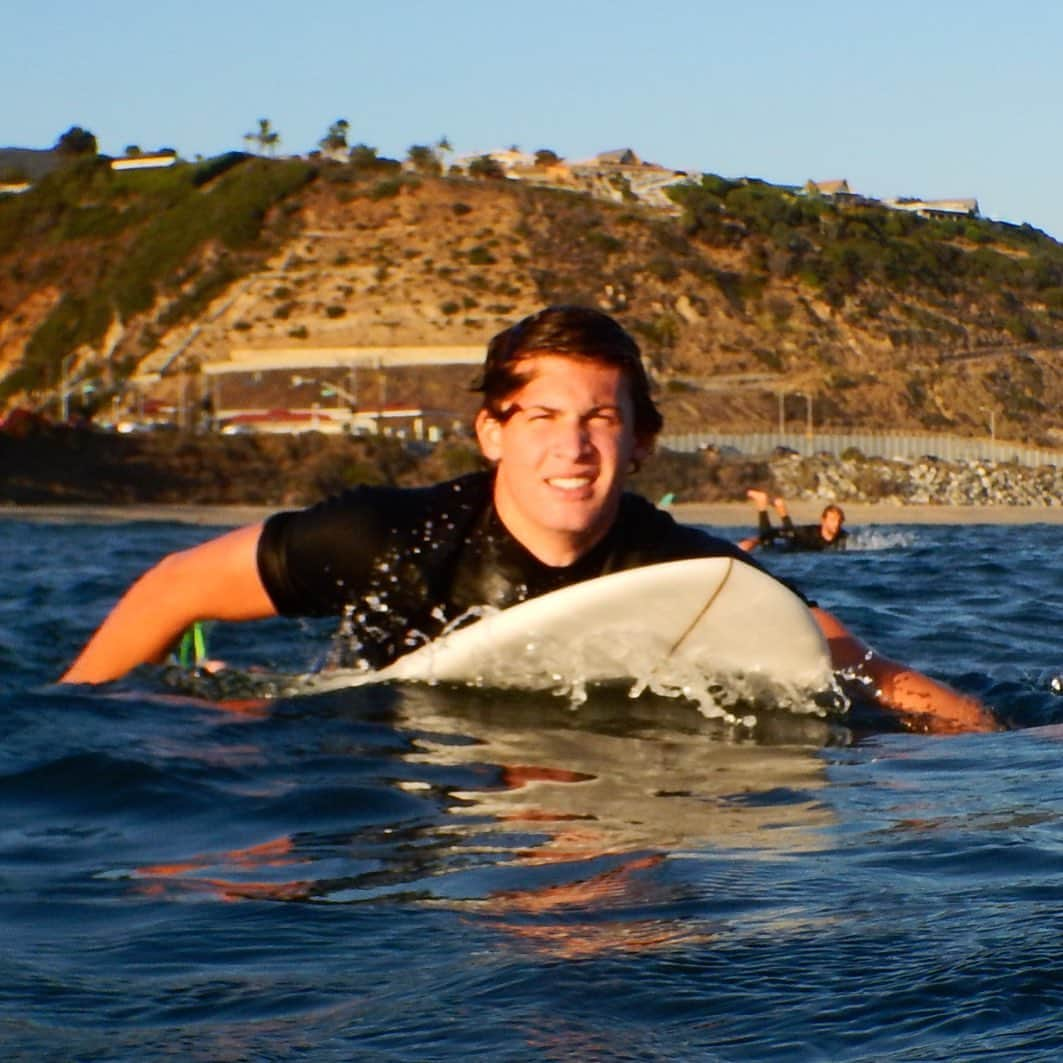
left=540, top=501, right=615, bottom=541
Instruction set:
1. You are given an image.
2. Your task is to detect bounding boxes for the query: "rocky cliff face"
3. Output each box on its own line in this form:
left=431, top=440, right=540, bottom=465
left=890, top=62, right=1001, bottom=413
left=2, top=158, right=1062, bottom=448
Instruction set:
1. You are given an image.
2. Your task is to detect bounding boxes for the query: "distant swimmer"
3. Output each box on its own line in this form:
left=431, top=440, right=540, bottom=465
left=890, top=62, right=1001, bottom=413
left=738, top=489, right=848, bottom=553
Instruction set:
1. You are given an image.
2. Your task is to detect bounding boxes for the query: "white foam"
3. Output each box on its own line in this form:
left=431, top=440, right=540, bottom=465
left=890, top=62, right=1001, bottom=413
left=846, top=529, right=917, bottom=551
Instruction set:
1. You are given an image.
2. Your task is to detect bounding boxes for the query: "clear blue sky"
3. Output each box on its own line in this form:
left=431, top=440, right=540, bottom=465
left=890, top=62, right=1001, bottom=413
left=4, top=0, right=1062, bottom=239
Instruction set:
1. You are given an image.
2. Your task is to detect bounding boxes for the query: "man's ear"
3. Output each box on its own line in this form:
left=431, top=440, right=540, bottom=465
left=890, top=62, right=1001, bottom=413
left=631, top=434, right=654, bottom=469
left=475, top=408, right=502, bottom=462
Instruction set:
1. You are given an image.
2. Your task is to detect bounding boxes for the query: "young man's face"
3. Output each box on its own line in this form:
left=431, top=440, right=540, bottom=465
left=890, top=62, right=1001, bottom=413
left=475, top=354, right=650, bottom=566
left=820, top=509, right=844, bottom=541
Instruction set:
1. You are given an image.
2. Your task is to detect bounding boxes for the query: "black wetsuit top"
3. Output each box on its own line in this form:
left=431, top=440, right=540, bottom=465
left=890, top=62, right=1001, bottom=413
left=757, top=510, right=848, bottom=552
left=258, top=470, right=803, bottom=669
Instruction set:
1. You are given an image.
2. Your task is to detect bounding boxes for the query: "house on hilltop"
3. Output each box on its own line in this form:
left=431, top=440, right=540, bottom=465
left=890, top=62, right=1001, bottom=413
left=110, top=151, right=178, bottom=173
left=804, top=179, right=979, bottom=220
left=805, top=178, right=851, bottom=197
left=593, top=148, right=642, bottom=167
left=804, top=179, right=876, bottom=205
left=884, top=196, right=979, bottom=220
left=568, top=148, right=694, bottom=211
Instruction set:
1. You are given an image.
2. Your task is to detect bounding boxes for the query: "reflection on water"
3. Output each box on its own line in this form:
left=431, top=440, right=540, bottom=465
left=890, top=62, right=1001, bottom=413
left=400, top=685, right=839, bottom=856
left=112, top=682, right=842, bottom=961
left=387, top=686, right=843, bottom=958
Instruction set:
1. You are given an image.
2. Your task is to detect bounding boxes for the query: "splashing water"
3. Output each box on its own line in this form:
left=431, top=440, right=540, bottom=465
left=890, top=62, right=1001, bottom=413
left=292, top=618, right=843, bottom=726
left=845, top=528, right=917, bottom=551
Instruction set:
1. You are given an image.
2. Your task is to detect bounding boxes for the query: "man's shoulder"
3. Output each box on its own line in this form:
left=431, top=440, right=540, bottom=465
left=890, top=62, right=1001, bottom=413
left=616, top=492, right=745, bottom=561
left=287, top=471, right=490, bottom=522
left=261, top=472, right=493, bottom=558
left=257, top=471, right=494, bottom=617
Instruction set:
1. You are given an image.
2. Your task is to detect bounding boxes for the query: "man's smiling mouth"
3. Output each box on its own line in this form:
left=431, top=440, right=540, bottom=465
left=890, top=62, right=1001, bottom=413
left=546, top=476, right=594, bottom=491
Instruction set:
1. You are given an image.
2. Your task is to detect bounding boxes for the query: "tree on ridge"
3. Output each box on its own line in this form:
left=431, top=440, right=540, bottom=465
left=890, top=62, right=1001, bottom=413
left=244, top=118, right=281, bottom=157
left=54, top=126, right=98, bottom=157
left=319, top=119, right=350, bottom=160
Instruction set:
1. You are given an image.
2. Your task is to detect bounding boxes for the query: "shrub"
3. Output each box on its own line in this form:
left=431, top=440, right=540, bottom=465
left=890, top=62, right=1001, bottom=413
left=468, top=155, right=505, bottom=180
left=646, top=255, right=679, bottom=282
left=588, top=231, right=623, bottom=254
left=368, top=178, right=402, bottom=200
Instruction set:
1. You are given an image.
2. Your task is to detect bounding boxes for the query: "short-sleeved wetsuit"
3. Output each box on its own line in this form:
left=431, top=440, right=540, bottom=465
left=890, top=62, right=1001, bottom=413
left=258, top=470, right=807, bottom=669
left=757, top=510, right=848, bottom=552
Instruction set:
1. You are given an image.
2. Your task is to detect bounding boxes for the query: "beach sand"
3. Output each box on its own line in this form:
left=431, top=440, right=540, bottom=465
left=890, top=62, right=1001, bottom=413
left=2, top=501, right=1060, bottom=527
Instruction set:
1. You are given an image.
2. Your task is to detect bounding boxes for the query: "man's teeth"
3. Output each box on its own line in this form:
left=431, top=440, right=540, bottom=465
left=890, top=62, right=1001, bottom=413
left=548, top=477, right=592, bottom=489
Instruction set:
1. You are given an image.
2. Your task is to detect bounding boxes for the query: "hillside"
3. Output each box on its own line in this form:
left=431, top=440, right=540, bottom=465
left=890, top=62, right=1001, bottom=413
left=1, top=152, right=1061, bottom=445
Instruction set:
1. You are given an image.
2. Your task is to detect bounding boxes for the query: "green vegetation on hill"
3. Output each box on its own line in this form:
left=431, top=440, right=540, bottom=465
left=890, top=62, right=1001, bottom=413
left=1, top=154, right=315, bottom=399
left=669, top=175, right=1063, bottom=342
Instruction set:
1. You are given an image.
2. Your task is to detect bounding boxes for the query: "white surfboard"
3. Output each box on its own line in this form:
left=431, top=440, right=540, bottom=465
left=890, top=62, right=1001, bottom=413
left=301, top=557, right=833, bottom=699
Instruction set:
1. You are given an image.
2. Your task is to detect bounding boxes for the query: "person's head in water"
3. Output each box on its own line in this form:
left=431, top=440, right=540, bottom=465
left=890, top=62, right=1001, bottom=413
left=820, top=504, right=845, bottom=542
left=474, top=305, right=663, bottom=446
left=473, top=306, right=660, bottom=566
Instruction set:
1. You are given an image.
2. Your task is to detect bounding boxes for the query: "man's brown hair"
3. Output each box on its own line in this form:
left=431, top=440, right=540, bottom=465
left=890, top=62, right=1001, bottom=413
left=474, top=305, right=663, bottom=441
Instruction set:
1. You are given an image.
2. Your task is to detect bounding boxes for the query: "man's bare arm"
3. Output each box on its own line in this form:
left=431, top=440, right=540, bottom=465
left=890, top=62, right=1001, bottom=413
left=812, top=607, right=998, bottom=734
left=60, top=523, right=277, bottom=685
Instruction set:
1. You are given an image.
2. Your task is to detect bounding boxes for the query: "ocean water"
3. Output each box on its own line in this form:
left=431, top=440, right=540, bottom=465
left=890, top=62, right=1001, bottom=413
left=2, top=515, right=1062, bottom=1061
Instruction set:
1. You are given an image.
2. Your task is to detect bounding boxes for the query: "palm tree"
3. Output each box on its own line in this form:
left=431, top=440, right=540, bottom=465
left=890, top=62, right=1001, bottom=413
left=244, top=118, right=280, bottom=157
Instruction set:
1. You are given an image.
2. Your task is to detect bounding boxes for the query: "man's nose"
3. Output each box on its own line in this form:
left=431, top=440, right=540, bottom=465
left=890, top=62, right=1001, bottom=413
left=550, top=417, right=592, bottom=457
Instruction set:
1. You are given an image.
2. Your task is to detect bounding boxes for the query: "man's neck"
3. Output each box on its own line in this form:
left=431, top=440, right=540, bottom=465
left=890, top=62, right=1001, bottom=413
left=492, top=494, right=616, bottom=568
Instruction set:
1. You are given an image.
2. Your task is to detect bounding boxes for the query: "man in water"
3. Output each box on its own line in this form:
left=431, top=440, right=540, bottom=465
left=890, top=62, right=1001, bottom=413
left=739, top=489, right=848, bottom=552
left=61, top=306, right=994, bottom=732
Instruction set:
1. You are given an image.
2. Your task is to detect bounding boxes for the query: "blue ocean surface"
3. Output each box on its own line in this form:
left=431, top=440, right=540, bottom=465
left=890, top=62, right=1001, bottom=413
left=2, top=514, right=1062, bottom=1060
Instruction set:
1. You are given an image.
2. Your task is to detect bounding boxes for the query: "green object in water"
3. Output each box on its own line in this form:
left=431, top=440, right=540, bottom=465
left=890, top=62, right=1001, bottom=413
left=178, top=621, right=209, bottom=668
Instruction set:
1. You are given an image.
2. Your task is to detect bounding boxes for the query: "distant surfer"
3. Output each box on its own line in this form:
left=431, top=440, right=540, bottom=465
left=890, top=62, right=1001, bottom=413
left=738, top=490, right=848, bottom=552
left=61, top=306, right=994, bottom=733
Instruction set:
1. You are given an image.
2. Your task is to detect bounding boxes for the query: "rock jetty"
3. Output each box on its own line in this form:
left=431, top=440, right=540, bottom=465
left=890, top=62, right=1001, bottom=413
left=770, top=452, right=1061, bottom=507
